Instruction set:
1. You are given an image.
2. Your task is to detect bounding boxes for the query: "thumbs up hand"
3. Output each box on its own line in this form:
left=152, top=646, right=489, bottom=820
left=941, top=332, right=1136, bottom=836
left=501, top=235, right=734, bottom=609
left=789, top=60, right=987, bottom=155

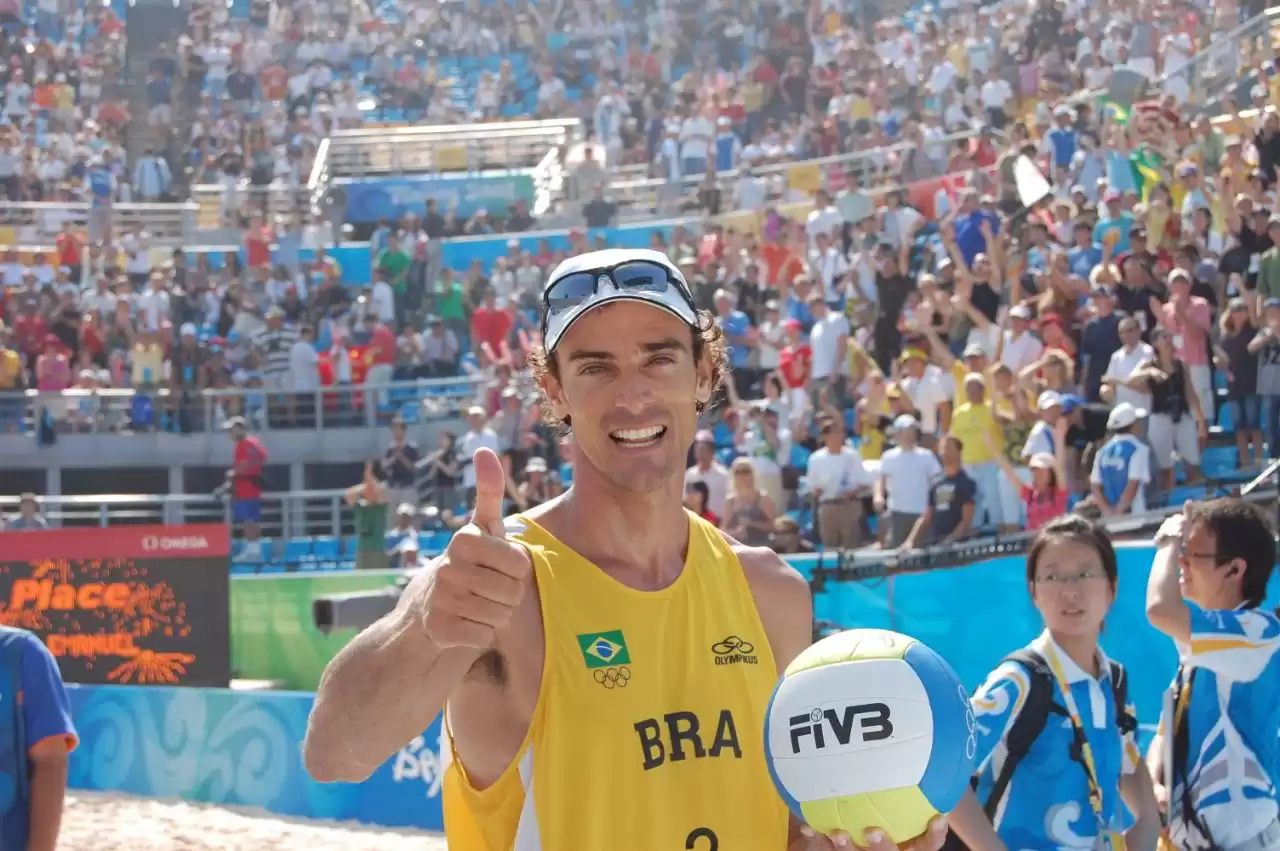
left=420, top=448, right=533, bottom=650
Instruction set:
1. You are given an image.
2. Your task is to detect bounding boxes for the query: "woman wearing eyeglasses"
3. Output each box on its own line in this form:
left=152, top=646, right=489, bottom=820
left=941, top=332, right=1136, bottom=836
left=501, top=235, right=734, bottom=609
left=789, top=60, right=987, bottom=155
left=946, top=516, right=1161, bottom=851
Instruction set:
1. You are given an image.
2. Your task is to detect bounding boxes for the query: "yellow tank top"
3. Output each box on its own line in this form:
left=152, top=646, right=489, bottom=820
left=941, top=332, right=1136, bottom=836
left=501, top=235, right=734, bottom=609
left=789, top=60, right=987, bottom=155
left=442, top=512, right=790, bottom=851
left=859, top=398, right=888, bottom=460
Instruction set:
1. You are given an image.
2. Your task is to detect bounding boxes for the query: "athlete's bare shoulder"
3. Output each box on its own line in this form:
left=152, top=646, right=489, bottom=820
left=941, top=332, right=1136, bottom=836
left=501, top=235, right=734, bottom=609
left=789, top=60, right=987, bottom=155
left=719, top=530, right=813, bottom=671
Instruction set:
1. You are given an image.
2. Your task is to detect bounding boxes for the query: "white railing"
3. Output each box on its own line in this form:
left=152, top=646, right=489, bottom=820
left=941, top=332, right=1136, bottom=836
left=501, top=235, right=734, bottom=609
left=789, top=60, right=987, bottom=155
left=0, top=375, right=487, bottom=436
left=317, top=118, right=583, bottom=179
left=1, top=479, right=1268, bottom=569
left=605, top=129, right=987, bottom=220
left=0, top=200, right=199, bottom=247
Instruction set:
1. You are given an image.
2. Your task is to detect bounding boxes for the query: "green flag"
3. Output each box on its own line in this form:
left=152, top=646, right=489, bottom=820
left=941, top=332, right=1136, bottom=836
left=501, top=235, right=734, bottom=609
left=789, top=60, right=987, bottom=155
left=1129, top=148, right=1164, bottom=202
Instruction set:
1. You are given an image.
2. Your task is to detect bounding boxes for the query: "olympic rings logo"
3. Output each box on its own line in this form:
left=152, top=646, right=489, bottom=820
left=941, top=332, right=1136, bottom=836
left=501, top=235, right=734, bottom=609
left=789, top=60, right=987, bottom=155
left=593, top=666, right=632, bottom=689
left=959, top=683, right=977, bottom=761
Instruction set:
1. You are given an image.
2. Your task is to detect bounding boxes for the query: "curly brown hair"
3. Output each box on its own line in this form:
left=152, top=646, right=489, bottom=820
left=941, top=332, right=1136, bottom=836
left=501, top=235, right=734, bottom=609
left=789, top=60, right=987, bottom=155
left=526, top=309, right=730, bottom=429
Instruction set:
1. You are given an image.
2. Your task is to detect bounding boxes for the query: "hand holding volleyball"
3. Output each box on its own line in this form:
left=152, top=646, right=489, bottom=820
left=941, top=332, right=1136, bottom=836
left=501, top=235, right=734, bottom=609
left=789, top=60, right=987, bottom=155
left=420, top=448, right=532, bottom=649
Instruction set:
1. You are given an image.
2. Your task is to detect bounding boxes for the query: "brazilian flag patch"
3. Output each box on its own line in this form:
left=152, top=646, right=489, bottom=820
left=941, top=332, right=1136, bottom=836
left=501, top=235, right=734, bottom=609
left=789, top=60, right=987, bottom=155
left=577, top=631, right=631, bottom=669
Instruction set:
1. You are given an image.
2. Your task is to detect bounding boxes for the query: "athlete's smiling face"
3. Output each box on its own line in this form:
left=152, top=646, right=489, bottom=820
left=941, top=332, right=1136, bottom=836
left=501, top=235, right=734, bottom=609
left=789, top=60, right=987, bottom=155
left=543, top=301, right=712, bottom=494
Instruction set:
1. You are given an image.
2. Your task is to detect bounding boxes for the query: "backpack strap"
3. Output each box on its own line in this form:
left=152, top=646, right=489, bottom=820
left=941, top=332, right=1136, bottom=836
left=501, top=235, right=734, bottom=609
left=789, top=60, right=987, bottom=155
left=1108, top=660, right=1138, bottom=736
left=979, top=649, right=1063, bottom=822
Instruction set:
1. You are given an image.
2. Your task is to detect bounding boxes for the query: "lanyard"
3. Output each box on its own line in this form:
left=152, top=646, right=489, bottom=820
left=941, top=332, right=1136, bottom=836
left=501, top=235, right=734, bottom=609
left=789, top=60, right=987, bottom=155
left=1044, top=643, right=1122, bottom=851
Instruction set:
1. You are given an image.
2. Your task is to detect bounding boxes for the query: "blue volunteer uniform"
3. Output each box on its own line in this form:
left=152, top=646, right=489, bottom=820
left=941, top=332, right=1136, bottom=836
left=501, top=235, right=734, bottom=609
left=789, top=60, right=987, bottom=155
left=1090, top=433, right=1150, bottom=514
left=1162, top=604, right=1280, bottom=851
left=971, top=633, right=1141, bottom=849
left=0, top=626, right=77, bottom=848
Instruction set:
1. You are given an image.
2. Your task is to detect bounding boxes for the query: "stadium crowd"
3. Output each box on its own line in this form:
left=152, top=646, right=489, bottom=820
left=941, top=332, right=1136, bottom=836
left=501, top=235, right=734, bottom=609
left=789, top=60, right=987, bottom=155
left=0, top=0, right=1279, bottom=556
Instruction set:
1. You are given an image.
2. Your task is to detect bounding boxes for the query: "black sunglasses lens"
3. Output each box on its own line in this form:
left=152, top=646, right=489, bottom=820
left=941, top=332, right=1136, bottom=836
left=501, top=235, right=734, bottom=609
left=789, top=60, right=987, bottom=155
left=611, top=261, right=671, bottom=295
left=544, top=272, right=597, bottom=313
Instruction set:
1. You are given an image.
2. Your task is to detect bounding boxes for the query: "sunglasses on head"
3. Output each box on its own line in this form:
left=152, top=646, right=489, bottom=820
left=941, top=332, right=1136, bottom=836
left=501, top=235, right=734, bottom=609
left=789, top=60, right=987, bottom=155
left=541, top=259, right=695, bottom=321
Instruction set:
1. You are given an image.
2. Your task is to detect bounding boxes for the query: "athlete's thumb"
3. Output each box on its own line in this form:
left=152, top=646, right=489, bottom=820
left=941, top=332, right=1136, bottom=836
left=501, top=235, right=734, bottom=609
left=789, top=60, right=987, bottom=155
left=470, top=447, right=508, bottom=537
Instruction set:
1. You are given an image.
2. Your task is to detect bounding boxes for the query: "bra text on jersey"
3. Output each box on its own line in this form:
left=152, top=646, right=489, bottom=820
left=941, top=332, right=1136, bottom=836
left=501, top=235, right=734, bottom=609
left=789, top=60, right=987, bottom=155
left=788, top=703, right=894, bottom=754
left=635, top=709, right=743, bottom=771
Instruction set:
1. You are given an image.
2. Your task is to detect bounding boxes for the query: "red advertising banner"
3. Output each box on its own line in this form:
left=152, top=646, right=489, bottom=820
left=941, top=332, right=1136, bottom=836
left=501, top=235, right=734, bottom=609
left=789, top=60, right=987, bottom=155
left=0, top=524, right=231, bottom=687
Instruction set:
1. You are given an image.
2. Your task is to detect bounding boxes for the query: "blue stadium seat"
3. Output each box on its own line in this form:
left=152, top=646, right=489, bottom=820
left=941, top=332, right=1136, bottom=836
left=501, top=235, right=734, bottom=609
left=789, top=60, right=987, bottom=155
left=230, top=562, right=258, bottom=575
left=342, top=536, right=358, bottom=558
left=844, top=408, right=857, bottom=432
left=559, top=463, right=574, bottom=485
left=426, top=529, right=453, bottom=554
left=259, top=562, right=287, bottom=574
left=283, top=538, right=312, bottom=565
left=312, top=537, right=340, bottom=560
left=716, top=447, right=738, bottom=466
left=1201, top=445, right=1239, bottom=480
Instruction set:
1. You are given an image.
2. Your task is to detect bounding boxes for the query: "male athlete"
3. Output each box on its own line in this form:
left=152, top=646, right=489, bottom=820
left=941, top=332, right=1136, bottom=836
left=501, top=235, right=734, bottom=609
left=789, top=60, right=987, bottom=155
left=304, top=249, right=947, bottom=851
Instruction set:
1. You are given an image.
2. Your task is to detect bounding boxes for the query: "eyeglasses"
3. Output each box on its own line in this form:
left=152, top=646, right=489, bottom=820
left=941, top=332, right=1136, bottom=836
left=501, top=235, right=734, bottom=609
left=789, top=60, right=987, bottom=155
left=541, top=259, right=695, bottom=326
left=1036, top=569, right=1109, bottom=587
left=1177, top=539, right=1220, bottom=562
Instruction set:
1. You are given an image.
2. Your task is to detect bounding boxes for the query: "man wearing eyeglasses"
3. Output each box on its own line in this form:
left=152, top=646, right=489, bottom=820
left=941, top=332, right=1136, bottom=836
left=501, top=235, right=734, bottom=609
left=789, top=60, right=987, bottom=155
left=1145, top=498, right=1280, bottom=851
left=305, top=249, right=947, bottom=851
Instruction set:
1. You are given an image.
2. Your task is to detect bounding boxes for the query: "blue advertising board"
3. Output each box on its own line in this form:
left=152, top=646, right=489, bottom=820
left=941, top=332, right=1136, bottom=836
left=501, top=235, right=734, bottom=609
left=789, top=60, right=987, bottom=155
left=71, top=545, right=1273, bottom=833
left=67, top=684, right=445, bottom=833
left=339, top=172, right=537, bottom=223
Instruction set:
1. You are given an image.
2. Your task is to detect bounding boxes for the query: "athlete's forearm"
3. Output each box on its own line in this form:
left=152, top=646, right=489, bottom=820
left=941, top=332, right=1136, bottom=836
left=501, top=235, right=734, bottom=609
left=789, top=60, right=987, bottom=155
left=304, top=605, right=476, bottom=783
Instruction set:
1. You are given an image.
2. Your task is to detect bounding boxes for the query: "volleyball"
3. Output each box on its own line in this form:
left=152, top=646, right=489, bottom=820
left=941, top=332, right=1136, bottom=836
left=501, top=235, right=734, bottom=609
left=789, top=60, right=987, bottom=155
left=763, top=628, right=977, bottom=845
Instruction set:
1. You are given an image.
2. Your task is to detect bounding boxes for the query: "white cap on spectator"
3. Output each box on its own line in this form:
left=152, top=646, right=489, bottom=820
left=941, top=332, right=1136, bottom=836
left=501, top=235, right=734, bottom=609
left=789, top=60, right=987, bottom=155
left=1107, top=403, right=1148, bottom=431
left=1037, top=390, right=1063, bottom=411
left=962, top=342, right=987, bottom=359
left=396, top=502, right=416, bottom=516
left=397, top=536, right=420, bottom=554
left=891, top=414, right=919, bottom=432
left=180, top=323, right=197, bottom=337
left=1010, top=305, right=1033, bottom=321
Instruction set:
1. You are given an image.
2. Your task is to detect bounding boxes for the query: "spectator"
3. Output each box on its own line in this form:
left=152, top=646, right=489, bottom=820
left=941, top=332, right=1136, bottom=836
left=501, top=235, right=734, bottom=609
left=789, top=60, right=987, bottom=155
left=224, top=416, right=268, bottom=550
left=457, top=405, right=500, bottom=502
left=723, top=456, right=776, bottom=547
left=875, top=414, right=942, bottom=549
left=902, top=435, right=976, bottom=550
left=685, top=429, right=729, bottom=519
left=344, top=461, right=389, bottom=572
left=684, top=479, right=720, bottom=527
left=806, top=416, right=872, bottom=550
left=380, top=416, right=421, bottom=513
left=4, top=493, right=48, bottom=530
left=1090, top=403, right=1152, bottom=517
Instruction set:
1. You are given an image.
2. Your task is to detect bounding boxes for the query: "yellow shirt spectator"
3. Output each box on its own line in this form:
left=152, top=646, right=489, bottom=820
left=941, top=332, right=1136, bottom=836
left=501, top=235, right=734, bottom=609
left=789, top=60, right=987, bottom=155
left=949, top=402, right=1002, bottom=465
left=0, top=347, right=21, bottom=389
left=948, top=361, right=1001, bottom=402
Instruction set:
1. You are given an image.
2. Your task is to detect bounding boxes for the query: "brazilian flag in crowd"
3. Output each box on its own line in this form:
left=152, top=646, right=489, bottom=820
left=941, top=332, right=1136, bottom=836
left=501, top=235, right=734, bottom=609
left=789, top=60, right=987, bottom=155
left=1129, top=147, right=1166, bottom=202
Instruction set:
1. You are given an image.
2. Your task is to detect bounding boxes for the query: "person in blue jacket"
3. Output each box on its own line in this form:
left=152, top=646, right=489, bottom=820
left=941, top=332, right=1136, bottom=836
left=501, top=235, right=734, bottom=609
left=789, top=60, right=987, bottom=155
left=0, top=626, right=76, bottom=851
left=1145, top=499, right=1280, bottom=851
left=947, top=515, right=1161, bottom=851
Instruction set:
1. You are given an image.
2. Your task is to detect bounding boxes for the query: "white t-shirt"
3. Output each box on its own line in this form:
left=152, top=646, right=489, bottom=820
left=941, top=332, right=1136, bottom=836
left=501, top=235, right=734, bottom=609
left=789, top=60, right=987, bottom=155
left=901, top=367, right=950, bottom=435
left=370, top=280, right=395, bottom=323
left=680, top=116, right=714, bottom=160
left=685, top=462, right=730, bottom=517
left=1001, top=329, right=1045, bottom=373
left=289, top=340, right=320, bottom=391
left=809, top=313, right=850, bottom=380
left=879, top=446, right=942, bottom=515
left=1022, top=419, right=1055, bottom=460
left=458, top=427, right=502, bottom=488
left=1104, top=343, right=1155, bottom=409
left=980, top=79, right=1013, bottom=110
left=806, top=446, right=873, bottom=498
left=806, top=205, right=843, bottom=248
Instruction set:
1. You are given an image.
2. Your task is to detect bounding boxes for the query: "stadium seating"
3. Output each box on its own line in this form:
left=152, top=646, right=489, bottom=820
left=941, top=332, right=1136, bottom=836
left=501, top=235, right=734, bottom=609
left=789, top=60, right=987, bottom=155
left=221, top=389, right=1259, bottom=574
